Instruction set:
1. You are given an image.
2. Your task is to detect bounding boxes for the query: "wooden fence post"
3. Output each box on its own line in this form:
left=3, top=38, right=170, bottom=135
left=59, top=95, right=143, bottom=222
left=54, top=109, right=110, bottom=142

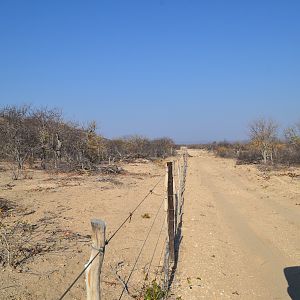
left=163, top=239, right=170, bottom=293
left=163, top=164, right=169, bottom=293
left=85, top=219, right=106, bottom=300
left=173, top=161, right=178, bottom=235
left=167, top=162, right=175, bottom=262
left=177, top=158, right=181, bottom=195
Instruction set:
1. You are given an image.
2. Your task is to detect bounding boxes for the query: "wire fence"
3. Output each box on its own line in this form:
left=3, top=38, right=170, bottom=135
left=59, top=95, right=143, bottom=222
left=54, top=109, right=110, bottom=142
left=58, top=148, right=188, bottom=300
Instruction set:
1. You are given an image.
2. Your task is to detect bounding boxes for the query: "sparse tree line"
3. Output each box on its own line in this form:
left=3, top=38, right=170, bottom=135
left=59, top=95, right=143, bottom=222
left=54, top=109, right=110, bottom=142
left=189, top=118, right=300, bottom=166
left=0, top=105, right=174, bottom=177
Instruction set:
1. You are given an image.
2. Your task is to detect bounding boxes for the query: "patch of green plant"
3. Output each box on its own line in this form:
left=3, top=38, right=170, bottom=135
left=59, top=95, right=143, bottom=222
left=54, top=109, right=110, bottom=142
left=144, top=280, right=165, bottom=300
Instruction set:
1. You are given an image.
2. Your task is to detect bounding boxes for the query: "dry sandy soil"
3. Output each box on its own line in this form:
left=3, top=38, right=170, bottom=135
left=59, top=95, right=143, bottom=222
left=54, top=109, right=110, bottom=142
left=1, top=150, right=300, bottom=300
left=0, top=160, right=166, bottom=300
left=172, top=149, right=300, bottom=300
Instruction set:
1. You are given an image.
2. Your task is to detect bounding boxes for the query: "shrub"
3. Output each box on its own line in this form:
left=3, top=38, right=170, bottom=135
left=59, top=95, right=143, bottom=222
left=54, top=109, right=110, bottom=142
left=144, top=281, right=165, bottom=300
left=0, top=104, right=175, bottom=174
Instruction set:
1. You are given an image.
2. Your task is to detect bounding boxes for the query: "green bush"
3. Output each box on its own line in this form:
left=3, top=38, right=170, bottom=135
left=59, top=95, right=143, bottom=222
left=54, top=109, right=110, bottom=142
left=144, top=281, right=165, bottom=300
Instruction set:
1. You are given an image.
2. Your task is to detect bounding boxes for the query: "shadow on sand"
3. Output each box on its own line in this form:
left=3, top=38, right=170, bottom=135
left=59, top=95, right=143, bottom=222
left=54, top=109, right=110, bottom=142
left=284, top=266, right=300, bottom=300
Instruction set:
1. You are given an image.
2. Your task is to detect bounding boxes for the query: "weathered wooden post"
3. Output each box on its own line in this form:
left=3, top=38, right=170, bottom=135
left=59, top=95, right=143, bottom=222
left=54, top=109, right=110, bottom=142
left=163, top=164, right=169, bottom=293
left=172, top=160, right=178, bottom=235
left=85, top=219, right=106, bottom=300
left=167, top=162, right=175, bottom=262
left=177, top=158, right=182, bottom=209
left=177, top=159, right=181, bottom=225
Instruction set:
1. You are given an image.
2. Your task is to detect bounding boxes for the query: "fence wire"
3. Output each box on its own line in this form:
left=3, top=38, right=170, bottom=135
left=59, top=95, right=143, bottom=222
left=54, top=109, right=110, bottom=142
left=58, top=150, right=188, bottom=300
left=118, top=197, right=165, bottom=300
left=58, top=176, right=163, bottom=300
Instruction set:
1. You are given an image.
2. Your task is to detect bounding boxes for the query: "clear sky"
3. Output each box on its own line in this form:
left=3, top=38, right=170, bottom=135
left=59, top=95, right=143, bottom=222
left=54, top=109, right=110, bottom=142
left=0, top=1, right=299, bottom=143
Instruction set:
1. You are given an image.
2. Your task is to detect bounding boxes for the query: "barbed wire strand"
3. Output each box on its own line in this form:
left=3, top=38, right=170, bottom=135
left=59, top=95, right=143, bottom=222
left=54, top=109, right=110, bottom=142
left=58, top=176, right=163, bottom=300
left=58, top=248, right=102, bottom=300
left=106, top=176, right=163, bottom=244
left=144, top=214, right=166, bottom=281
left=118, top=197, right=165, bottom=300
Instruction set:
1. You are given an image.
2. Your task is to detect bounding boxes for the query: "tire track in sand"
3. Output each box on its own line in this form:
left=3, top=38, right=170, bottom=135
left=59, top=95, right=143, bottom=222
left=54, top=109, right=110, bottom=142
left=173, top=150, right=298, bottom=299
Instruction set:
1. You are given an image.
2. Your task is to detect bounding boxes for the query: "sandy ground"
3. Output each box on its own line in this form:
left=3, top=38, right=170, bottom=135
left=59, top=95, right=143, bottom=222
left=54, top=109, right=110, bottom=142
left=172, top=149, right=300, bottom=300
left=0, top=160, right=167, bottom=300
left=1, top=150, right=300, bottom=300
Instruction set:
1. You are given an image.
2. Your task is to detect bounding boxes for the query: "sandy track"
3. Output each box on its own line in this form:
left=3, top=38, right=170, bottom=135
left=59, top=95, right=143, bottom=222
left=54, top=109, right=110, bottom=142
left=172, top=150, right=300, bottom=299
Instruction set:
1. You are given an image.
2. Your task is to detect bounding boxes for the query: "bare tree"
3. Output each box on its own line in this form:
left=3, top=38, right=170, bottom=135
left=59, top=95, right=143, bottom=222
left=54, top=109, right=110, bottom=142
left=285, top=123, right=300, bottom=147
left=31, top=107, right=62, bottom=169
left=249, top=118, right=278, bottom=164
left=0, top=105, right=38, bottom=178
left=86, top=121, right=106, bottom=163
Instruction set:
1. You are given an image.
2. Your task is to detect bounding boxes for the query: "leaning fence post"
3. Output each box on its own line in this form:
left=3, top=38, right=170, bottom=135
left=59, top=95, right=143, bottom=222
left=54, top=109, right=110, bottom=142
left=167, top=162, right=175, bottom=262
left=85, top=219, right=106, bottom=300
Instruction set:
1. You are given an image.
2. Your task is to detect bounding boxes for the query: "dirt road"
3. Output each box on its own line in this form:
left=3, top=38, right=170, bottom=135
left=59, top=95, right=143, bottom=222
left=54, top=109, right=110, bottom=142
left=172, top=149, right=300, bottom=299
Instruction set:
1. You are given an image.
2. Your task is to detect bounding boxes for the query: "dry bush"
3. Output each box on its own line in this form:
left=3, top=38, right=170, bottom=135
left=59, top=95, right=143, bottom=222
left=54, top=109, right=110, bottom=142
left=282, top=123, right=300, bottom=165
left=187, top=144, right=206, bottom=150
left=200, top=141, right=241, bottom=159
left=249, top=118, right=278, bottom=164
left=207, top=120, right=300, bottom=167
left=181, top=119, right=300, bottom=168
left=213, top=141, right=239, bottom=159
left=106, top=136, right=174, bottom=162
left=199, top=141, right=262, bottom=165
left=0, top=201, right=90, bottom=268
left=236, top=149, right=261, bottom=165
left=0, top=105, right=38, bottom=178
left=0, top=197, right=15, bottom=218
left=0, top=105, right=175, bottom=175
left=151, top=138, right=174, bottom=158
left=215, top=146, right=234, bottom=158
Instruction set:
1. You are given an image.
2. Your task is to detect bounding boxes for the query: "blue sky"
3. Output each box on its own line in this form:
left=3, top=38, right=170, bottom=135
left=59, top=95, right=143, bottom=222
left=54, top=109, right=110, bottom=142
left=0, top=0, right=299, bottom=143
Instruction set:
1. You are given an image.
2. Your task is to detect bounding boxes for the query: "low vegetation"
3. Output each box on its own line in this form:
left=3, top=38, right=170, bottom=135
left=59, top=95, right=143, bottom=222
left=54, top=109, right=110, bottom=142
left=143, top=281, right=165, bottom=300
left=188, top=118, right=300, bottom=167
left=0, top=197, right=90, bottom=268
left=0, top=105, right=174, bottom=178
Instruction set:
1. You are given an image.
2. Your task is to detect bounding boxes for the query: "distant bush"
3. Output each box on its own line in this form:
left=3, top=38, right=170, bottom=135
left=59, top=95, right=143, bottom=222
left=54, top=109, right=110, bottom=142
left=282, top=124, right=300, bottom=165
left=198, top=121, right=300, bottom=167
left=105, top=136, right=174, bottom=162
left=236, top=149, right=261, bottom=165
left=214, top=146, right=235, bottom=158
